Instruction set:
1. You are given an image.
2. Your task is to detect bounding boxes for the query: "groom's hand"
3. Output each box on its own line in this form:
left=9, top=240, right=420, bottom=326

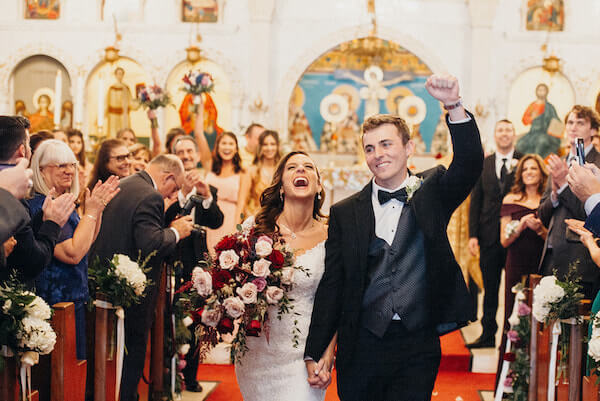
left=425, top=74, right=467, bottom=121
left=305, top=359, right=332, bottom=389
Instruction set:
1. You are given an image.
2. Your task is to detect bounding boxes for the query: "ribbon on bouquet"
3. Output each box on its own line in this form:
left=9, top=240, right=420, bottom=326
left=20, top=351, right=39, bottom=401
left=94, top=299, right=125, bottom=401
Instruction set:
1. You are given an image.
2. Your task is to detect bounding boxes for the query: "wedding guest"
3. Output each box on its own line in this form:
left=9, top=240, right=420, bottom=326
left=129, top=143, right=151, bottom=174
left=496, top=154, right=547, bottom=382
left=30, top=130, right=53, bottom=157
left=538, top=105, right=600, bottom=299
left=53, top=129, right=68, bottom=143
left=29, top=139, right=120, bottom=359
left=117, top=127, right=137, bottom=147
left=1, top=116, right=75, bottom=284
left=194, top=100, right=251, bottom=252
left=88, top=138, right=131, bottom=190
left=245, top=130, right=281, bottom=217
left=567, top=162, right=600, bottom=237
left=67, top=129, right=91, bottom=191
left=239, top=123, right=265, bottom=168
left=166, top=128, right=186, bottom=154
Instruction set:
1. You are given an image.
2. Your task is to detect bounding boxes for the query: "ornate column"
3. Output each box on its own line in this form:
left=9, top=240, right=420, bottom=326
left=247, top=0, right=276, bottom=126
left=468, top=0, right=499, bottom=151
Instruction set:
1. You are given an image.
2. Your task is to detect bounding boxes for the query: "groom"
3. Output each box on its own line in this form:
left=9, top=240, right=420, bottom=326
left=305, top=74, right=483, bottom=400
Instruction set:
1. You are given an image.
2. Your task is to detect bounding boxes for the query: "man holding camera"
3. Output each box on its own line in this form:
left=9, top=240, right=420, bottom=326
left=538, top=105, right=600, bottom=299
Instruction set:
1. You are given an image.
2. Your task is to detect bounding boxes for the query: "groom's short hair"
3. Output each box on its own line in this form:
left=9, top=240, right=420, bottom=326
left=361, top=114, right=410, bottom=145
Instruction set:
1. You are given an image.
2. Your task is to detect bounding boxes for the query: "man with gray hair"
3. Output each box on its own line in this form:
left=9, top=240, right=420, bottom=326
left=90, top=154, right=195, bottom=401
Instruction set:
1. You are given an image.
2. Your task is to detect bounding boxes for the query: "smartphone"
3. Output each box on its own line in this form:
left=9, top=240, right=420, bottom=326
left=576, top=137, right=585, bottom=166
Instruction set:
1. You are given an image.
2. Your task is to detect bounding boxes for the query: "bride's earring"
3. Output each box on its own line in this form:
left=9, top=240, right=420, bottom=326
left=280, top=190, right=284, bottom=203
left=317, top=192, right=322, bottom=201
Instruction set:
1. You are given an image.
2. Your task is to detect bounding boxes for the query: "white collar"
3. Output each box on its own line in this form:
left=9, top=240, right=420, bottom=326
left=495, top=149, right=515, bottom=161
left=372, top=175, right=410, bottom=196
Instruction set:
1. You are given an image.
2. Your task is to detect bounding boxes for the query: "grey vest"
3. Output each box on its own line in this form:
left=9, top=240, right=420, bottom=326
left=360, top=204, right=429, bottom=337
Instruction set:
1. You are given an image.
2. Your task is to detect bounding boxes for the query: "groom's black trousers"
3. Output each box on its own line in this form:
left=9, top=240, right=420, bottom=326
left=337, top=321, right=441, bottom=401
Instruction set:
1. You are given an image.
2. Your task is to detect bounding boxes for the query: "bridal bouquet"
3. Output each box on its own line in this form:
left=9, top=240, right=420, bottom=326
left=181, top=70, right=214, bottom=96
left=137, top=84, right=172, bottom=110
left=177, top=219, right=306, bottom=363
left=0, top=279, right=56, bottom=368
left=88, top=253, right=152, bottom=308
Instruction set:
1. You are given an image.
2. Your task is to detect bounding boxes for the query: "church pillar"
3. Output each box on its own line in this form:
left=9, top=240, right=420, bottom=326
left=247, top=0, right=276, bottom=126
left=468, top=0, right=499, bottom=152
left=73, top=68, right=86, bottom=132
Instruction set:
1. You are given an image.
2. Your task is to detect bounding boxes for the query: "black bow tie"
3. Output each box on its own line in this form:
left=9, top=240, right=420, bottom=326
left=378, top=188, right=408, bottom=205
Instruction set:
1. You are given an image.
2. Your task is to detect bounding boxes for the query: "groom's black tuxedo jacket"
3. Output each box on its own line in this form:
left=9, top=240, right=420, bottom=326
left=305, top=114, right=483, bottom=370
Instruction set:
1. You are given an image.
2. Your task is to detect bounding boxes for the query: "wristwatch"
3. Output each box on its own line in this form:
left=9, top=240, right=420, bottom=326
left=443, top=98, right=462, bottom=111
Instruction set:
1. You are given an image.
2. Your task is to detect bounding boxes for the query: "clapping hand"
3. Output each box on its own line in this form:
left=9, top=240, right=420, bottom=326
left=547, top=154, right=569, bottom=191
left=85, top=175, right=121, bottom=215
left=42, top=188, right=77, bottom=228
left=0, top=158, right=33, bottom=199
left=567, top=163, right=600, bottom=202
left=565, top=218, right=595, bottom=247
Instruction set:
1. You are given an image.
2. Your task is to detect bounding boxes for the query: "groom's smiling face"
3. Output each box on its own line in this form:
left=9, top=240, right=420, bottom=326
left=363, top=123, right=414, bottom=190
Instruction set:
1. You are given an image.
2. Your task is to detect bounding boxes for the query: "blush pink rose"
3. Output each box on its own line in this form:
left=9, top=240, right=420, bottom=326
left=219, top=249, right=240, bottom=270
left=236, top=282, right=258, bottom=304
left=265, top=286, right=284, bottom=304
left=252, top=258, right=271, bottom=278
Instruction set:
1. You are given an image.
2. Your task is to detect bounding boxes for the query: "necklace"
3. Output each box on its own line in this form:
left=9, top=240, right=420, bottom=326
left=279, top=220, right=315, bottom=240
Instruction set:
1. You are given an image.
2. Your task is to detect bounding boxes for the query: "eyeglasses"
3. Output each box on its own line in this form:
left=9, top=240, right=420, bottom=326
left=44, top=163, right=77, bottom=171
left=109, top=153, right=131, bottom=162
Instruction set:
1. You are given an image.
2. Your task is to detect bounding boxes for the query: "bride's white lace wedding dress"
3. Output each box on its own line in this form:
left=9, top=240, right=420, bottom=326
left=235, top=240, right=327, bottom=401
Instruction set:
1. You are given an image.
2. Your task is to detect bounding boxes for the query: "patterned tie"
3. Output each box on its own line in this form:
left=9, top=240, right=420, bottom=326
left=378, top=188, right=408, bottom=205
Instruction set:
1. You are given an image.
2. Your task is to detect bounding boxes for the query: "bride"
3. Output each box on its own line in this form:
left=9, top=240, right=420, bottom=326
left=234, top=151, right=336, bottom=401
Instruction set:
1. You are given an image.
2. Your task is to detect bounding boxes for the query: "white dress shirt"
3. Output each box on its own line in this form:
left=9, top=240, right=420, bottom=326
left=494, top=149, right=515, bottom=179
left=371, top=177, right=410, bottom=246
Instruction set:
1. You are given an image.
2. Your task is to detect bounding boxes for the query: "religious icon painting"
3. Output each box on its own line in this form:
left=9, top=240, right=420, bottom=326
left=25, top=0, right=60, bottom=19
left=526, top=0, right=564, bottom=31
left=182, top=0, right=218, bottom=23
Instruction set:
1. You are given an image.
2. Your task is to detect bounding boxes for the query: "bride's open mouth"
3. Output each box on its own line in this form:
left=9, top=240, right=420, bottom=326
left=293, top=177, right=308, bottom=187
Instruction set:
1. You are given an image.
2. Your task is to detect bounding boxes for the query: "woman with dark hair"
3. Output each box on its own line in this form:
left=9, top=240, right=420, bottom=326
left=244, top=130, right=281, bottom=216
left=67, top=129, right=91, bottom=189
left=235, top=151, right=336, bottom=401
left=496, top=153, right=548, bottom=379
left=87, top=138, right=130, bottom=190
left=195, top=110, right=251, bottom=253
left=30, top=130, right=54, bottom=158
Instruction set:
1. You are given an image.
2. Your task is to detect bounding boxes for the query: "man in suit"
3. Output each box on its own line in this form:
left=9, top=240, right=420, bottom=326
left=467, top=119, right=521, bottom=348
left=539, top=105, right=600, bottom=299
left=567, top=163, right=600, bottom=237
left=0, top=115, right=75, bottom=283
left=305, top=75, right=483, bottom=400
left=169, top=136, right=224, bottom=391
left=90, top=154, right=195, bottom=401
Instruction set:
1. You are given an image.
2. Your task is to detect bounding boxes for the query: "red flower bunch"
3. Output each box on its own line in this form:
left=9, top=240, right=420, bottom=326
left=178, top=219, right=302, bottom=363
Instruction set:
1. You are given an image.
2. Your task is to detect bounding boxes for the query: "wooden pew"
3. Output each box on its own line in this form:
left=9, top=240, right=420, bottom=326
left=91, top=300, right=118, bottom=401
left=149, top=266, right=167, bottom=399
left=0, top=351, right=21, bottom=401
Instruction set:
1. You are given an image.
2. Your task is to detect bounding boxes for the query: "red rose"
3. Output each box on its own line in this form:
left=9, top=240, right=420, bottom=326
left=191, top=307, right=203, bottom=323
left=268, top=250, right=285, bottom=268
left=215, top=235, right=237, bottom=252
left=175, top=281, right=193, bottom=294
left=212, top=270, right=233, bottom=290
left=217, top=317, right=234, bottom=334
left=503, top=352, right=516, bottom=362
left=246, top=319, right=262, bottom=337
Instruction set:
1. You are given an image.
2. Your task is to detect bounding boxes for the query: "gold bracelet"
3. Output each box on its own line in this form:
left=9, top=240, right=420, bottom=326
left=85, top=214, right=97, bottom=221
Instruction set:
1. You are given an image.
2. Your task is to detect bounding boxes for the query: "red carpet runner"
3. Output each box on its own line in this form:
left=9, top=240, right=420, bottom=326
left=197, top=331, right=495, bottom=400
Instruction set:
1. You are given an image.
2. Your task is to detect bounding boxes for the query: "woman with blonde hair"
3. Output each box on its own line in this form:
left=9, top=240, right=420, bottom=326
left=28, top=139, right=120, bottom=359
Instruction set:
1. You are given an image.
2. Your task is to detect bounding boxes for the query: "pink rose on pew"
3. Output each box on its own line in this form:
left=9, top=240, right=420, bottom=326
left=518, top=303, right=531, bottom=316
left=507, top=330, right=519, bottom=343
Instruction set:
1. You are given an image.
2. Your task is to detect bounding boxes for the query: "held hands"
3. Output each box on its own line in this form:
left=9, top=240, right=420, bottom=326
left=85, top=175, right=120, bottom=215
left=170, top=215, right=194, bottom=240
left=42, top=188, right=77, bottom=228
left=305, top=358, right=333, bottom=390
left=567, top=163, right=600, bottom=203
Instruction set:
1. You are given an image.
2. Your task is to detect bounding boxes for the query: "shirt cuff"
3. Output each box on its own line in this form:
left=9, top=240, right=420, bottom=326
left=556, top=183, right=568, bottom=195
left=169, top=227, right=180, bottom=243
left=448, top=116, right=472, bottom=124
left=551, top=191, right=559, bottom=208
left=178, top=187, right=197, bottom=208
left=585, top=193, right=600, bottom=216
left=201, top=195, right=213, bottom=209
left=303, top=356, right=314, bottom=362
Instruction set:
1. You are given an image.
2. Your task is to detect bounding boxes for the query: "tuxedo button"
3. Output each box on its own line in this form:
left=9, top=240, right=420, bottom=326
left=391, top=268, right=397, bottom=273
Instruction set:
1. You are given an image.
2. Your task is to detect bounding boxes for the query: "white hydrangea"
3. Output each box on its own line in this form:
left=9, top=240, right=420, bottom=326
left=531, top=276, right=565, bottom=323
left=113, top=254, right=147, bottom=296
left=590, top=336, right=600, bottom=362
left=17, top=316, right=56, bottom=355
left=25, top=296, right=52, bottom=320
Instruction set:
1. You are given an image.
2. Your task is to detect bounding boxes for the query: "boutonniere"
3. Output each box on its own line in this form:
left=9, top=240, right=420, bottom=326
left=509, top=158, right=518, bottom=172
left=405, top=175, right=423, bottom=202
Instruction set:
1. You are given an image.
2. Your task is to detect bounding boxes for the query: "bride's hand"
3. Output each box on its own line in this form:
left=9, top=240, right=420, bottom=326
left=305, top=359, right=331, bottom=389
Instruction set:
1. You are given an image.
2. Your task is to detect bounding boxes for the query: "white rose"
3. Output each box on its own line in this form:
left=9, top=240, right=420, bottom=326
left=26, top=297, right=52, bottom=320
left=3, top=299, right=12, bottom=313
left=182, top=316, right=194, bottom=327
left=589, top=337, right=600, bottom=362
left=236, top=283, right=258, bottom=304
left=201, top=308, right=222, bottom=327
left=241, top=216, right=255, bottom=234
left=265, top=286, right=284, bottom=305
left=252, top=258, right=271, bottom=278
left=179, top=344, right=191, bottom=356
left=219, top=250, right=240, bottom=270
left=280, top=267, right=294, bottom=285
left=255, top=238, right=273, bottom=257
left=192, top=267, right=213, bottom=297
left=223, top=296, right=245, bottom=319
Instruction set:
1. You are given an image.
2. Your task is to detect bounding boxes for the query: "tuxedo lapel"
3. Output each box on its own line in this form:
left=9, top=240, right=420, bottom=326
left=354, top=182, right=375, bottom=279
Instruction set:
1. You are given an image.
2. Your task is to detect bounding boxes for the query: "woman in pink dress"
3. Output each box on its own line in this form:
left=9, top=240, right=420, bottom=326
left=196, top=104, right=251, bottom=254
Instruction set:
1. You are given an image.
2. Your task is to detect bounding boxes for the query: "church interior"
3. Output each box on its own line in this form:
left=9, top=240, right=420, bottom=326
left=2, top=0, right=600, bottom=400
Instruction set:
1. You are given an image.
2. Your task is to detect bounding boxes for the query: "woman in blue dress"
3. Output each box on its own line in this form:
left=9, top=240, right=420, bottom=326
left=28, top=139, right=120, bottom=359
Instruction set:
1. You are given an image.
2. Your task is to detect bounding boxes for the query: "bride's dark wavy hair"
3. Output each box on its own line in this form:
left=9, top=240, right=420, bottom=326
left=254, top=151, right=326, bottom=236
